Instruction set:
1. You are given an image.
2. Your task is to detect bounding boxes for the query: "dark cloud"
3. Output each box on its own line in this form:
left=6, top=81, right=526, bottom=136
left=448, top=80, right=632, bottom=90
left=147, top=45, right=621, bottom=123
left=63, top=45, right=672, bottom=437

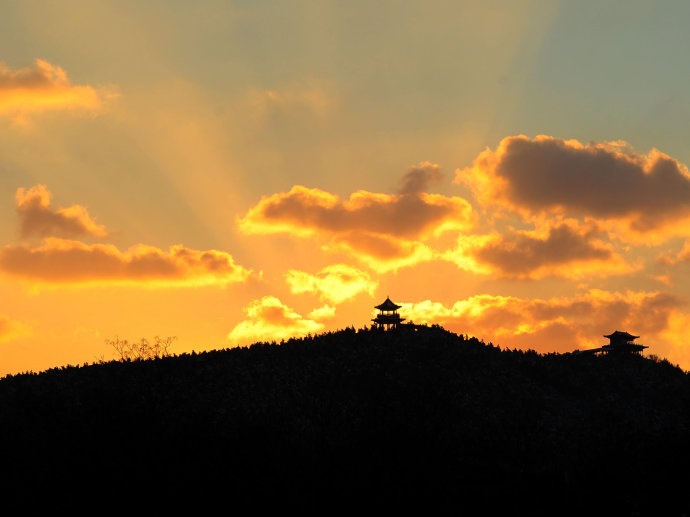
left=459, top=135, right=690, bottom=232
left=473, top=223, right=612, bottom=277
left=397, top=161, right=444, bottom=195
left=0, top=59, right=69, bottom=89
left=335, top=231, right=416, bottom=260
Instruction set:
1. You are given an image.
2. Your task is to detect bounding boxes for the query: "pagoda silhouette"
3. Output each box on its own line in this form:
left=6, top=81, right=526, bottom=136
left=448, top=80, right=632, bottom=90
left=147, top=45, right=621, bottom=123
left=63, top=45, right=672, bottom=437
left=600, top=330, right=648, bottom=355
left=574, top=330, right=648, bottom=356
left=372, top=296, right=405, bottom=330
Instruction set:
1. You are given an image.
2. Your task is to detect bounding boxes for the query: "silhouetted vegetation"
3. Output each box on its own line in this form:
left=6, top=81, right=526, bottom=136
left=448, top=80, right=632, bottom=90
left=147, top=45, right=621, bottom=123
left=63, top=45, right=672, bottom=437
left=105, top=334, right=176, bottom=361
left=0, top=323, right=688, bottom=514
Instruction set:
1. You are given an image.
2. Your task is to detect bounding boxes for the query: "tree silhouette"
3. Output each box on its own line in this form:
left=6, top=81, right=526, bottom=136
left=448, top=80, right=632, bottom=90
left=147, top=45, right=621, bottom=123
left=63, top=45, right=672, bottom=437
left=105, top=334, right=176, bottom=361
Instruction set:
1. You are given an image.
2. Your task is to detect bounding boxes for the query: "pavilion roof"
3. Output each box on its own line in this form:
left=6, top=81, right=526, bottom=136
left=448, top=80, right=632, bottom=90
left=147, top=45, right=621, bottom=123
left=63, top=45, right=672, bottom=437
left=604, top=330, right=640, bottom=340
left=375, top=297, right=401, bottom=311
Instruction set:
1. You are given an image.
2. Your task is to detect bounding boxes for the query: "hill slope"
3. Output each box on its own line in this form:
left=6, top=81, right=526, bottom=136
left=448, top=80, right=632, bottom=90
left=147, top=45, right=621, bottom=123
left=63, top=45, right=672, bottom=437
left=0, top=324, right=688, bottom=514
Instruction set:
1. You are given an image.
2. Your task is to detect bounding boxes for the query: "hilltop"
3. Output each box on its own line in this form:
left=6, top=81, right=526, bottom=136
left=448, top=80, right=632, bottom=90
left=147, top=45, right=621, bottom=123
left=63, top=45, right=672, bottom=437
left=0, top=324, right=688, bottom=515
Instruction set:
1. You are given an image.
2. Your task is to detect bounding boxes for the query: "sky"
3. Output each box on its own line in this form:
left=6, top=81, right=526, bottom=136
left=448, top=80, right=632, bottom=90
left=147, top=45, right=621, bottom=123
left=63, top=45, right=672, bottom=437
left=3, top=0, right=690, bottom=376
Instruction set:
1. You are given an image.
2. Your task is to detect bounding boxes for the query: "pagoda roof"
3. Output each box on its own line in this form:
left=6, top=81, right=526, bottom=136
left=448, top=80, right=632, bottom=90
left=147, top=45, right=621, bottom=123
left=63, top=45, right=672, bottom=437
left=604, top=330, right=640, bottom=340
left=375, top=296, right=401, bottom=311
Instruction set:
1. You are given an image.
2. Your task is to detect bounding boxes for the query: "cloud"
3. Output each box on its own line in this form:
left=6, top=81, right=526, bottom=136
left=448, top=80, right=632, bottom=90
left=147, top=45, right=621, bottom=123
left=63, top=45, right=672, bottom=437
left=401, top=289, right=682, bottom=354
left=285, top=264, right=377, bottom=303
left=0, top=59, right=117, bottom=122
left=308, top=304, right=336, bottom=321
left=396, top=161, right=444, bottom=195
left=456, top=135, right=690, bottom=242
left=238, top=185, right=473, bottom=271
left=239, top=186, right=470, bottom=238
left=658, top=311, right=690, bottom=371
left=16, top=185, right=107, bottom=239
left=3, top=186, right=256, bottom=288
left=444, top=221, right=638, bottom=279
left=324, top=233, right=435, bottom=272
left=0, top=238, right=255, bottom=287
left=226, top=296, right=324, bottom=344
left=656, top=239, right=690, bottom=267
left=0, top=315, right=31, bottom=343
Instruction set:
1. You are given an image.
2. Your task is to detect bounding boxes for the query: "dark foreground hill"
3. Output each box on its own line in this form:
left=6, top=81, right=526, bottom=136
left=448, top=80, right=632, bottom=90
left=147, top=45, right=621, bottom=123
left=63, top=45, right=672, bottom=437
left=1, top=324, right=689, bottom=515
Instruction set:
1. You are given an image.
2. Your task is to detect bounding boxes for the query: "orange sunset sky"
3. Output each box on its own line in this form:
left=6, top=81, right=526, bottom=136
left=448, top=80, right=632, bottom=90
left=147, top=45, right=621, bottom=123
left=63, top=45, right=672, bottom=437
left=3, top=1, right=690, bottom=376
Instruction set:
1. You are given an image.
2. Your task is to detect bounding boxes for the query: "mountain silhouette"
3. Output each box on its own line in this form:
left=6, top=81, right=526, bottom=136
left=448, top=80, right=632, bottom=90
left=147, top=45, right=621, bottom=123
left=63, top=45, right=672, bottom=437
left=0, top=323, right=688, bottom=515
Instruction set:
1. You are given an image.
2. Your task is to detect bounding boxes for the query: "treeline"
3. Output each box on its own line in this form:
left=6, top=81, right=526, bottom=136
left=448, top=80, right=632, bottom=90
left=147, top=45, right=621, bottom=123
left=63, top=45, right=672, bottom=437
left=0, top=324, right=688, bottom=515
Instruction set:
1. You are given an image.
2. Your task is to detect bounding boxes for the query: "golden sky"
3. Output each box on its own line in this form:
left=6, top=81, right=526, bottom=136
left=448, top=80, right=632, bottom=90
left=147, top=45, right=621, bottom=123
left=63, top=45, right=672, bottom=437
left=3, top=0, right=690, bottom=375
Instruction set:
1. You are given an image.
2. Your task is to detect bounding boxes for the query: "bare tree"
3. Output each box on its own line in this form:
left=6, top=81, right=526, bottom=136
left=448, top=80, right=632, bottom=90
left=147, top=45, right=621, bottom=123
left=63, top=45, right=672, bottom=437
left=105, top=335, right=176, bottom=361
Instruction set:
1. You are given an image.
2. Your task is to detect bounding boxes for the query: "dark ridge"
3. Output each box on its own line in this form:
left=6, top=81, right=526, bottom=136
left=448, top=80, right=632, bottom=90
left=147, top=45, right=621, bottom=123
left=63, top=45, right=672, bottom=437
left=0, top=324, right=688, bottom=515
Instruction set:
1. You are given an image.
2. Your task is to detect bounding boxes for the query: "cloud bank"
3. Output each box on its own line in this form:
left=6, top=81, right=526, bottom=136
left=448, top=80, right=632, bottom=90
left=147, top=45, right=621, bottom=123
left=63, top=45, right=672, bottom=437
left=0, top=239, right=255, bottom=287
left=3, top=186, right=255, bottom=287
left=238, top=176, right=473, bottom=271
left=402, top=289, right=683, bottom=355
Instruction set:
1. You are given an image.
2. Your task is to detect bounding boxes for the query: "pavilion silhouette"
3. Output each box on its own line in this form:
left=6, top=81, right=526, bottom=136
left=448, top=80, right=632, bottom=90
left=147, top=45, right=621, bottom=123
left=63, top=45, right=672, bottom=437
left=575, top=330, right=649, bottom=356
left=372, top=296, right=405, bottom=330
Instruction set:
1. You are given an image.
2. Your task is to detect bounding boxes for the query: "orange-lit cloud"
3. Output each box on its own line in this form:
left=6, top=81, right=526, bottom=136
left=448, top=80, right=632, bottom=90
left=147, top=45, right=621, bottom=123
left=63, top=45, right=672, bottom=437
left=4, top=186, right=255, bottom=288
left=401, top=289, right=682, bottom=354
left=444, top=221, right=638, bottom=279
left=0, top=59, right=116, bottom=122
left=657, top=310, right=690, bottom=371
left=656, top=239, right=690, bottom=267
left=456, top=135, right=690, bottom=242
left=239, top=185, right=471, bottom=238
left=308, top=304, right=336, bottom=321
left=285, top=264, right=377, bottom=303
left=226, top=296, right=324, bottom=344
left=0, top=238, right=255, bottom=287
left=325, top=233, right=435, bottom=272
left=238, top=184, right=473, bottom=271
left=16, top=185, right=107, bottom=239
left=0, top=314, right=31, bottom=343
